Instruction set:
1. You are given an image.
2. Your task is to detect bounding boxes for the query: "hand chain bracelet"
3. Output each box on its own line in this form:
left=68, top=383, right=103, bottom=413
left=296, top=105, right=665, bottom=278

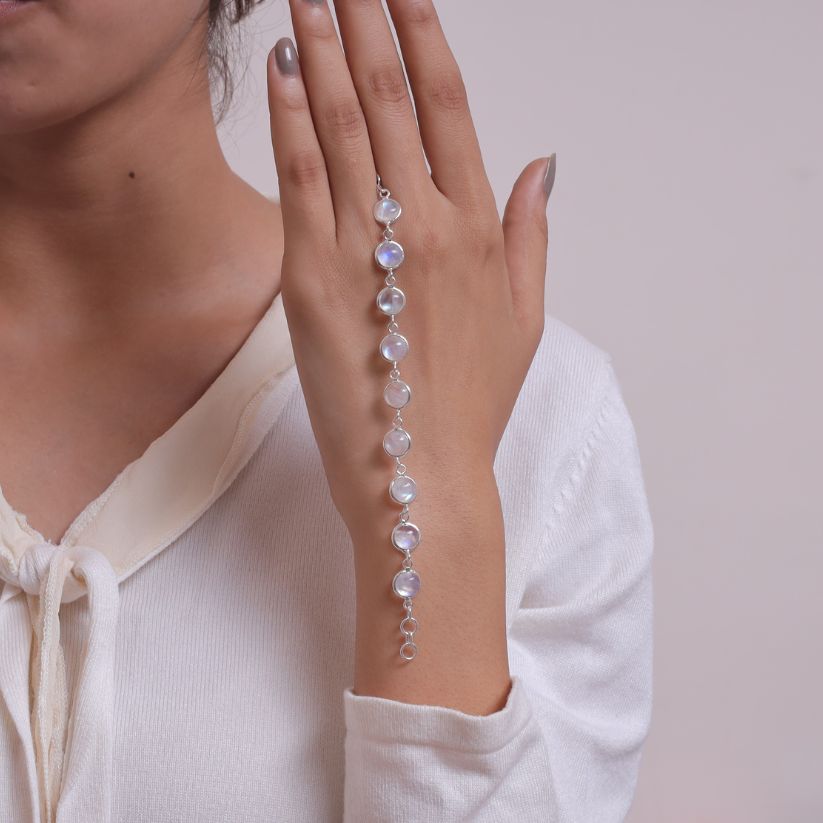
left=373, top=175, right=421, bottom=661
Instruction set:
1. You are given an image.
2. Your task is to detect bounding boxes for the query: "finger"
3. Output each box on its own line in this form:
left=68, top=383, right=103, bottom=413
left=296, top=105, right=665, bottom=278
left=267, top=38, right=334, bottom=235
left=332, top=0, right=430, bottom=196
left=385, top=0, right=494, bottom=206
left=288, top=0, right=376, bottom=219
left=501, top=156, right=553, bottom=335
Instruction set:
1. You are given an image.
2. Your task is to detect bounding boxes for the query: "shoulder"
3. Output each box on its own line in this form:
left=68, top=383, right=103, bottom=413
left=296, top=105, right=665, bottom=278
left=498, top=314, right=622, bottom=486
left=496, top=315, right=652, bottom=622
left=520, top=313, right=614, bottom=413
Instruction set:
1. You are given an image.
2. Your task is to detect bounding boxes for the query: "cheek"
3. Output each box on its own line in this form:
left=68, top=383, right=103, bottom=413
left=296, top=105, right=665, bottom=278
left=0, top=0, right=209, bottom=135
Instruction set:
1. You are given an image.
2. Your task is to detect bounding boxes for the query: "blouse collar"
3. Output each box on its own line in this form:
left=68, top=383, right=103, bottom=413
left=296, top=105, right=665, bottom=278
left=0, top=289, right=296, bottom=602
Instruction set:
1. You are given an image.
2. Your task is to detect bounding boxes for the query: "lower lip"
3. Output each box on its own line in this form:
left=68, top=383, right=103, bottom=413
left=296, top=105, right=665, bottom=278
left=0, top=0, right=38, bottom=22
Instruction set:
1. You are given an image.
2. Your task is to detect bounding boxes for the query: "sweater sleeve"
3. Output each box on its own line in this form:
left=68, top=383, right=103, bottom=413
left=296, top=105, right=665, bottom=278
left=341, top=362, right=653, bottom=822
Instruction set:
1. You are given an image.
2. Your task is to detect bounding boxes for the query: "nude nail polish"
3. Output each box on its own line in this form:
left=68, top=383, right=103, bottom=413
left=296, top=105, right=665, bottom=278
left=543, top=153, right=557, bottom=199
left=274, top=38, right=299, bottom=77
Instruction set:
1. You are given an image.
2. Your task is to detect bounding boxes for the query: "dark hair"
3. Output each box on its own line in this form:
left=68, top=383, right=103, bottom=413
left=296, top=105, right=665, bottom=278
left=207, top=0, right=265, bottom=120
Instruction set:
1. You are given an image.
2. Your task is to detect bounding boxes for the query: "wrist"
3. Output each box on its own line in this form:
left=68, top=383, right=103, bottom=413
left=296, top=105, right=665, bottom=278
left=344, top=454, right=497, bottom=548
left=348, top=459, right=511, bottom=715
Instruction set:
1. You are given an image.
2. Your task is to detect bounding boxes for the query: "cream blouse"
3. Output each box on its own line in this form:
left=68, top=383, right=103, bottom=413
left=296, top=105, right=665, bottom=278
left=0, top=291, right=653, bottom=822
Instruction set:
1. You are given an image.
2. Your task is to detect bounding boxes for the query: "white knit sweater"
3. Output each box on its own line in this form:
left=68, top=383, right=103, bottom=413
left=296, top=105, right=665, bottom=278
left=0, top=291, right=653, bottom=823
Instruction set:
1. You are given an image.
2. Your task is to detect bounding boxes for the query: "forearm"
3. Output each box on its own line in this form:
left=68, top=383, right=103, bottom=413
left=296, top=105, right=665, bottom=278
left=267, top=0, right=548, bottom=723
left=349, top=461, right=512, bottom=717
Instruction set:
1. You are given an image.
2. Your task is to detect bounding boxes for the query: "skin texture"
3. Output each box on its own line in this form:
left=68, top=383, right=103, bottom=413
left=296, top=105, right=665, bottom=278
left=0, top=1, right=284, bottom=541
left=268, top=0, right=552, bottom=714
left=0, top=0, right=552, bottom=717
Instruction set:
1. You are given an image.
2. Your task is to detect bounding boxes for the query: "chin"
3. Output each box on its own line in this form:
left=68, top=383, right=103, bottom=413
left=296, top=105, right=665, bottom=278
left=0, top=80, right=83, bottom=137
left=0, top=48, right=133, bottom=137
left=0, top=45, right=76, bottom=135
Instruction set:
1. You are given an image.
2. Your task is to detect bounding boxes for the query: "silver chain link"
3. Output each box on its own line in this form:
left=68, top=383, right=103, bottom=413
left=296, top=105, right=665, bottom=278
left=375, top=174, right=419, bottom=661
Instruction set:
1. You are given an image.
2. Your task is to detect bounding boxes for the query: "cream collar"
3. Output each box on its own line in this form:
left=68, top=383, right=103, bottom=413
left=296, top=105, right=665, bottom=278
left=0, top=290, right=296, bottom=602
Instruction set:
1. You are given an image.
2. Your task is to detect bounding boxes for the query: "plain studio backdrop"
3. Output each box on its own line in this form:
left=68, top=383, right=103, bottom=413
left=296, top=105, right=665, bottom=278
left=217, top=2, right=822, bottom=820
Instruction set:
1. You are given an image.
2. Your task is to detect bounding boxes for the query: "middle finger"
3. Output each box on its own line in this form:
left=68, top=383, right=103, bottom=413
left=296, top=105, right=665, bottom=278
left=333, top=0, right=431, bottom=197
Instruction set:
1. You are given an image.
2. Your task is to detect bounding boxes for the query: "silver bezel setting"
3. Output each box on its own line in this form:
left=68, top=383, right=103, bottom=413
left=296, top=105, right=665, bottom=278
left=374, top=176, right=421, bottom=660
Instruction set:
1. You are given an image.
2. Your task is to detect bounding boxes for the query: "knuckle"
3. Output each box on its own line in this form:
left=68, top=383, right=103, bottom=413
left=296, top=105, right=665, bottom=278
left=303, top=17, right=339, bottom=45
left=480, top=227, right=505, bottom=262
left=323, top=99, right=366, bottom=141
left=286, top=151, right=327, bottom=189
left=464, top=210, right=503, bottom=249
left=367, top=64, right=409, bottom=106
left=536, top=213, right=550, bottom=244
left=425, top=71, right=469, bottom=114
left=415, top=221, right=447, bottom=259
left=278, top=91, right=310, bottom=115
left=401, top=0, right=437, bottom=26
left=478, top=211, right=504, bottom=240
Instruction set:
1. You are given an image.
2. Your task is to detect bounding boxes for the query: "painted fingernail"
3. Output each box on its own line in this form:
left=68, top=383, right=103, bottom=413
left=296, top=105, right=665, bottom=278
left=543, top=153, right=556, bottom=200
left=274, top=38, right=299, bottom=77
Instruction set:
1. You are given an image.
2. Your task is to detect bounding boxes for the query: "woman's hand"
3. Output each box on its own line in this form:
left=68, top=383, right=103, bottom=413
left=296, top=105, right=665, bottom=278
left=267, top=0, right=554, bottom=715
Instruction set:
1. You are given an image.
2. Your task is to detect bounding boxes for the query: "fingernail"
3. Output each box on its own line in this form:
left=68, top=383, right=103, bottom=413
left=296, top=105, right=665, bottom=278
left=543, top=153, right=556, bottom=200
left=274, top=37, right=299, bottom=77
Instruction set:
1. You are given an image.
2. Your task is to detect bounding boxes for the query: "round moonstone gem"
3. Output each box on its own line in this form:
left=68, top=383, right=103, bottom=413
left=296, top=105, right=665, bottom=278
left=383, top=380, right=411, bottom=409
left=376, top=286, right=406, bottom=315
left=383, top=428, right=411, bottom=457
left=375, top=240, right=405, bottom=270
left=380, top=333, right=409, bottom=362
left=374, top=197, right=402, bottom=225
left=392, top=522, right=421, bottom=552
left=392, top=570, right=421, bottom=598
left=389, top=475, right=417, bottom=504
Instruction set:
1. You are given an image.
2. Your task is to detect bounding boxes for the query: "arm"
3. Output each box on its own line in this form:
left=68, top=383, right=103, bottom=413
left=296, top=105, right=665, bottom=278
left=265, top=0, right=650, bottom=818
left=266, top=0, right=550, bottom=714
left=343, top=362, right=653, bottom=821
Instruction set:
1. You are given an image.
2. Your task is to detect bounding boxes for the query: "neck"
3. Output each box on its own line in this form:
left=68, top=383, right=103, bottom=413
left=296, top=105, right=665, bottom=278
left=0, top=45, right=265, bottom=324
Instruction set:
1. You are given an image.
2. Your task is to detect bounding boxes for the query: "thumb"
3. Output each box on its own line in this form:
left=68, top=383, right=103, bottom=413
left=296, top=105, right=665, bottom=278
left=502, top=154, right=555, bottom=333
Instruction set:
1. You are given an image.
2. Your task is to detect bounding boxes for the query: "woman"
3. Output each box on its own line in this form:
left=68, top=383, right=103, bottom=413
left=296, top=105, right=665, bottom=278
left=0, top=0, right=653, bottom=820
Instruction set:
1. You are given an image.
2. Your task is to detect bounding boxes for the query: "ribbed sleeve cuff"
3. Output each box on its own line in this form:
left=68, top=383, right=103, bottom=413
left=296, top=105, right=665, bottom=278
left=342, top=674, right=533, bottom=754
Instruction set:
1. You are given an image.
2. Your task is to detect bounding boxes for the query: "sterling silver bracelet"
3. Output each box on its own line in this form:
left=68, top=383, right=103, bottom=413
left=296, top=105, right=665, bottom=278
left=373, top=175, right=421, bottom=661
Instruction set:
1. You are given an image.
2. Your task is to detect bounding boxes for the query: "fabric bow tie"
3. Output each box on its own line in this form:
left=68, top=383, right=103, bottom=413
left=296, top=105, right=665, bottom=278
left=0, top=541, right=119, bottom=823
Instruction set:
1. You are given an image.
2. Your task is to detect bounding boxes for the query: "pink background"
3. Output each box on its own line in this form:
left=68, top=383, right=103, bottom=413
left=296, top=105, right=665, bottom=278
left=218, top=2, right=823, bottom=819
